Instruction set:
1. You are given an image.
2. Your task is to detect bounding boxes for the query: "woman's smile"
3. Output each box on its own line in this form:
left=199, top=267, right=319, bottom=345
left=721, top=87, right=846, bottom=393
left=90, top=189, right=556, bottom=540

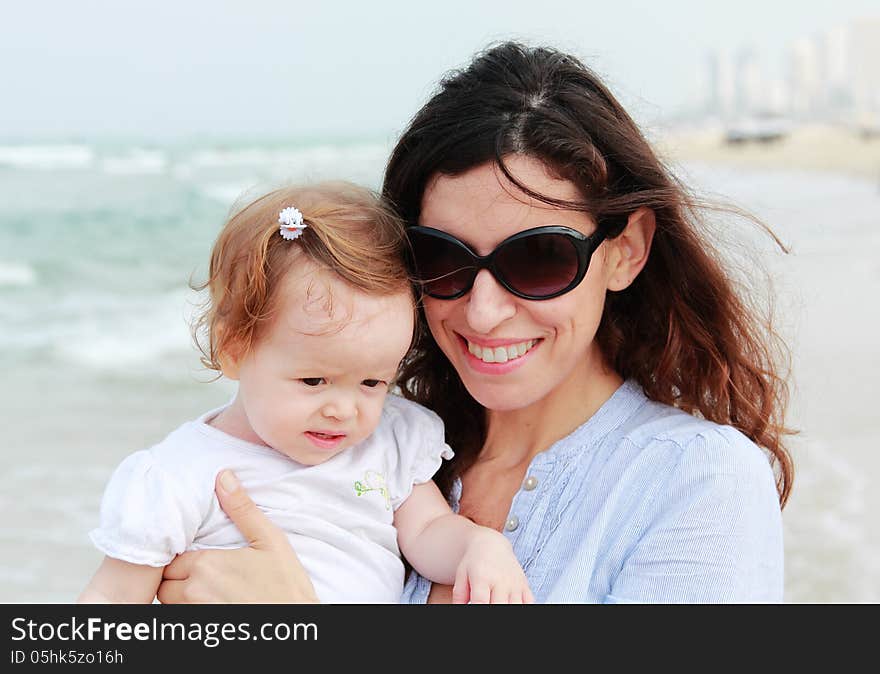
left=457, top=333, right=542, bottom=373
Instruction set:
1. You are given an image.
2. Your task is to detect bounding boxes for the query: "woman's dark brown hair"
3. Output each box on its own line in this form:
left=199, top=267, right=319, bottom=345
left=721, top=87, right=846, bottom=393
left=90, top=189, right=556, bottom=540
left=383, top=42, right=794, bottom=506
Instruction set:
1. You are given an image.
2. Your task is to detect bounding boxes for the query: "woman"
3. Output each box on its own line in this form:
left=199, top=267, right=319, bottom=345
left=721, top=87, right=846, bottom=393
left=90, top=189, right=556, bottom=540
left=157, top=42, right=793, bottom=603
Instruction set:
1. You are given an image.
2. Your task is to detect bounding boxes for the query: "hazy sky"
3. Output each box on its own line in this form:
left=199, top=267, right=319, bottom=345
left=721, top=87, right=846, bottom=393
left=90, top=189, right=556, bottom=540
left=2, top=0, right=878, bottom=142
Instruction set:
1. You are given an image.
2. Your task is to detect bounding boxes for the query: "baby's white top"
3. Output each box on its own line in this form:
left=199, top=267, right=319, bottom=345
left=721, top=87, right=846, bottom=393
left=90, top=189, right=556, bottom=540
left=89, top=394, right=454, bottom=603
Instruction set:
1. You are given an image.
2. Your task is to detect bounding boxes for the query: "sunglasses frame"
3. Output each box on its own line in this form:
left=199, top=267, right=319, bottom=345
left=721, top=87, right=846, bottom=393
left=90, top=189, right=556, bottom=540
left=407, top=224, right=610, bottom=301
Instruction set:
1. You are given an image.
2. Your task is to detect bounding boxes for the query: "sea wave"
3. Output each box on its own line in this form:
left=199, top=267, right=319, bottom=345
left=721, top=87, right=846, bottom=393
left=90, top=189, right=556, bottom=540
left=0, top=144, right=95, bottom=170
left=100, top=148, right=167, bottom=175
left=181, top=141, right=389, bottom=176
left=197, top=182, right=252, bottom=205
left=38, top=288, right=201, bottom=373
left=184, top=142, right=391, bottom=205
left=185, top=143, right=381, bottom=168
left=0, top=261, right=37, bottom=287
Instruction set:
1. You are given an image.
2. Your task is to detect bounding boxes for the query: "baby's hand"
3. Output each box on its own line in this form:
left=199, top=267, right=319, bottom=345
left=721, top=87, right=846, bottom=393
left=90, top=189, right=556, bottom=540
left=452, top=528, right=534, bottom=604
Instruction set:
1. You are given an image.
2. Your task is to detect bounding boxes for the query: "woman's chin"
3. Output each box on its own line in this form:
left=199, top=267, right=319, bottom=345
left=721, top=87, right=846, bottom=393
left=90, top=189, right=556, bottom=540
left=461, top=377, right=547, bottom=413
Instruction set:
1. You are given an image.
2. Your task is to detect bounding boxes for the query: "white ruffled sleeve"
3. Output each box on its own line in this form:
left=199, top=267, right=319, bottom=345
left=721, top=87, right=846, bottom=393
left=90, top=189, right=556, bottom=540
left=383, top=397, right=454, bottom=510
left=88, top=450, right=205, bottom=567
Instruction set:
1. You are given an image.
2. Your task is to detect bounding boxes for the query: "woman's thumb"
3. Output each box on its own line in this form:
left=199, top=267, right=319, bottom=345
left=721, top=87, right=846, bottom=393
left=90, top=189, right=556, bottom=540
left=215, top=470, right=280, bottom=548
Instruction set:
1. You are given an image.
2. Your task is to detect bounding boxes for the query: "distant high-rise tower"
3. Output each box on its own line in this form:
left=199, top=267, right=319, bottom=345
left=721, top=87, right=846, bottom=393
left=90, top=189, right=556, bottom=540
left=824, top=24, right=851, bottom=112
left=848, top=18, right=880, bottom=120
left=789, top=36, right=824, bottom=118
left=707, top=49, right=736, bottom=118
left=735, top=47, right=765, bottom=115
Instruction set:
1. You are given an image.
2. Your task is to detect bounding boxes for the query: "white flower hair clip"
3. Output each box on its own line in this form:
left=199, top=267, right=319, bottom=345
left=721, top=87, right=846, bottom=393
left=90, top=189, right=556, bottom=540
left=278, top=206, right=307, bottom=240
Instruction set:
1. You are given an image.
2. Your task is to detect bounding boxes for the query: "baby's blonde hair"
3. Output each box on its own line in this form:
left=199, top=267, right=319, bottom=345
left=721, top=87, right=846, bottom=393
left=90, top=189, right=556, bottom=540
left=192, top=181, right=412, bottom=373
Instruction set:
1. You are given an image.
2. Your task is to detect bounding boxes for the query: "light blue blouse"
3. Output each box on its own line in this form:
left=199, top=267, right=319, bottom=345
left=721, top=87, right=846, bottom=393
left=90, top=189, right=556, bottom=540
left=402, top=380, right=784, bottom=603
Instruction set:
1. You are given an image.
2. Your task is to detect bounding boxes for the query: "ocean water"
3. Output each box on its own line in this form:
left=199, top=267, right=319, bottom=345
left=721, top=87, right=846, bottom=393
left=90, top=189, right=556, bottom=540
left=0, top=140, right=877, bottom=602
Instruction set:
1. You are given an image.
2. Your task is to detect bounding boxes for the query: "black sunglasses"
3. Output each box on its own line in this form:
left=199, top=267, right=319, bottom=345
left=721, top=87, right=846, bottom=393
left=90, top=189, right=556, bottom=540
left=407, top=224, right=610, bottom=301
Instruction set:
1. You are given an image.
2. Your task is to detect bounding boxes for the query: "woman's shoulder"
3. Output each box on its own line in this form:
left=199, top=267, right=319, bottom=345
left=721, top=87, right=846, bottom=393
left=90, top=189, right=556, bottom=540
left=629, top=399, right=768, bottom=471
left=590, top=381, right=776, bottom=488
left=596, top=392, right=778, bottom=516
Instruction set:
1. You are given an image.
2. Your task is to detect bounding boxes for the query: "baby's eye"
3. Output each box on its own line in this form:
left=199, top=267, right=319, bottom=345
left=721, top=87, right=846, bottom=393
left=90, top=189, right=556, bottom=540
left=300, top=378, right=325, bottom=387
left=361, top=379, right=386, bottom=388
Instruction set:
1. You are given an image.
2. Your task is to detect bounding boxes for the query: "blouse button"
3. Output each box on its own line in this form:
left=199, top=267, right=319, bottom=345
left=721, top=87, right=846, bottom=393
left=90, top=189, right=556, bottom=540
left=522, top=476, right=538, bottom=491
left=505, top=515, right=520, bottom=532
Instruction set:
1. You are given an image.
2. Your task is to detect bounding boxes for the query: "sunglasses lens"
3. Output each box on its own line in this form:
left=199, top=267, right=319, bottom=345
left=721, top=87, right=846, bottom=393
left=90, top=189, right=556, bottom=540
left=495, top=233, right=580, bottom=297
left=409, top=230, right=475, bottom=298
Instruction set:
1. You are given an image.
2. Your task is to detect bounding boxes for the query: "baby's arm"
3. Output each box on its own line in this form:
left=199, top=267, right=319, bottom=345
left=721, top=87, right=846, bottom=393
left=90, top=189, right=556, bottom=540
left=78, top=556, right=163, bottom=604
left=393, top=481, right=533, bottom=604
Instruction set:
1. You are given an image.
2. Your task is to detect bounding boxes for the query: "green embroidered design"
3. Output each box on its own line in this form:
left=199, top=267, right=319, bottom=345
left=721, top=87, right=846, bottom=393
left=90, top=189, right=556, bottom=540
left=354, top=470, right=391, bottom=510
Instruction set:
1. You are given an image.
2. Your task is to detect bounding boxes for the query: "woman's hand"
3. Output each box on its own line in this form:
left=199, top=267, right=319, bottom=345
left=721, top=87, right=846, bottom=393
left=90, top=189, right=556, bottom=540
left=156, top=470, right=319, bottom=604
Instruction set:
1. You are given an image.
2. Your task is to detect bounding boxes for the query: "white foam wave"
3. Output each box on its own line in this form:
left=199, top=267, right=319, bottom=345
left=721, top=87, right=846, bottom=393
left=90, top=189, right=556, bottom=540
left=184, top=142, right=391, bottom=205
left=199, top=182, right=252, bottom=205
left=100, top=148, right=167, bottom=175
left=182, top=141, right=388, bottom=173
left=52, top=288, right=200, bottom=372
left=0, top=144, right=95, bottom=170
left=0, top=261, right=37, bottom=287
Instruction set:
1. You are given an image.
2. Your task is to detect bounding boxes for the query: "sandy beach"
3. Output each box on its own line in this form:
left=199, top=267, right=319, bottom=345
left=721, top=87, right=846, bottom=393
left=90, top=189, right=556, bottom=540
left=658, top=123, right=880, bottom=181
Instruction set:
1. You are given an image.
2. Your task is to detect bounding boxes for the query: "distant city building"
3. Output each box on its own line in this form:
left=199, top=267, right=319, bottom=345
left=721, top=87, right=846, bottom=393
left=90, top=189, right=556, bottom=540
left=849, top=18, right=880, bottom=122
left=789, top=36, right=823, bottom=118
left=702, top=16, right=880, bottom=125
left=736, top=47, right=764, bottom=114
left=824, top=25, right=851, bottom=112
left=706, top=50, right=737, bottom=117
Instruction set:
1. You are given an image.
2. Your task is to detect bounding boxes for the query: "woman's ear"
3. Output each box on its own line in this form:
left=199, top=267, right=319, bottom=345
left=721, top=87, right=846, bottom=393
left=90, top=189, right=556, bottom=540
left=606, top=207, right=656, bottom=291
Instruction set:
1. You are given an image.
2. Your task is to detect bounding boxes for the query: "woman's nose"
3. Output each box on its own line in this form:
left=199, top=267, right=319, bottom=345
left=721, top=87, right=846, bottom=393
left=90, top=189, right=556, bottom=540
left=464, top=269, right=516, bottom=335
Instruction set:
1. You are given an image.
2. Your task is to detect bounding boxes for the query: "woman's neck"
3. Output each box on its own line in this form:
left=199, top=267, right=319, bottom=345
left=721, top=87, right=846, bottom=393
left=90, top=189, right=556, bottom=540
left=478, top=356, right=623, bottom=469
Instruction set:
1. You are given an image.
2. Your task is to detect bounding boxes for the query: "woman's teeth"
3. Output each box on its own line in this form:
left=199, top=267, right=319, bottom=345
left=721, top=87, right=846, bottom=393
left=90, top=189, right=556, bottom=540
left=466, top=339, right=536, bottom=364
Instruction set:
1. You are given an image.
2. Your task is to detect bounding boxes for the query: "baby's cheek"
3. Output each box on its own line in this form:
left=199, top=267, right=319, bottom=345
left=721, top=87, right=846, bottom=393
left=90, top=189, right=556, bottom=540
left=361, top=400, right=386, bottom=436
left=259, top=399, right=302, bottom=444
